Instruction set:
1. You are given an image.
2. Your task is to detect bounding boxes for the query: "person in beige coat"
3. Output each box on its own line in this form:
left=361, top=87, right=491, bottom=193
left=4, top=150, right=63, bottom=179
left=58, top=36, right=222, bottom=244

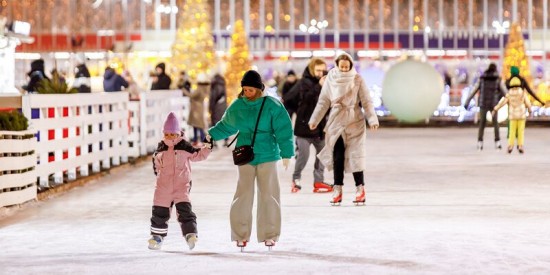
left=309, top=52, right=379, bottom=206
left=492, top=76, right=532, bottom=154
left=183, top=74, right=209, bottom=145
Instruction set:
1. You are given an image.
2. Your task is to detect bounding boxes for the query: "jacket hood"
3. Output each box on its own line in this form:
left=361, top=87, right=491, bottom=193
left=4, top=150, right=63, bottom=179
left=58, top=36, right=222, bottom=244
left=28, top=59, right=45, bottom=76
left=156, top=63, right=166, bottom=74
left=301, top=66, right=319, bottom=83
left=104, top=69, right=116, bottom=80
left=213, top=74, right=225, bottom=85
left=483, top=70, right=499, bottom=78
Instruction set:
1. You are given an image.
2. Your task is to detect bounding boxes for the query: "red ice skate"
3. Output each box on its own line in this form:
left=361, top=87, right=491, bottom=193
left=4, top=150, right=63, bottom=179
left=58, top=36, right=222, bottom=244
left=313, top=182, right=333, bottom=193
left=330, top=185, right=342, bottom=206
left=291, top=180, right=302, bottom=193
left=353, top=185, right=366, bottom=206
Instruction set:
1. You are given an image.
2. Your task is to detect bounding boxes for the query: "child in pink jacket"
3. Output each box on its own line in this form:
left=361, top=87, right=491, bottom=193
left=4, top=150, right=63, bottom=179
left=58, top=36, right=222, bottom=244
left=148, top=112, right=211, bottom=251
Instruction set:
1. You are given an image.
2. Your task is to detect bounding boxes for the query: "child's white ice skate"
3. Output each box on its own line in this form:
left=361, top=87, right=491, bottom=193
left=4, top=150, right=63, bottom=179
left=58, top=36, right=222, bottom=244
left=185, top=233, right=198, bottom=250
left=148, top=235, right=163, bottom=250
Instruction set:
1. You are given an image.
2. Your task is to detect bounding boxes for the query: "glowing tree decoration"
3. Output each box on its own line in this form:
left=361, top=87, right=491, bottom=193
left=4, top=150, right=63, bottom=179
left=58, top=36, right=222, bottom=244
left=171, top=0, right=215, bottom=82
left=502, top=23, right=533, bottom=93
left=224, top=20, right=252, bottom=102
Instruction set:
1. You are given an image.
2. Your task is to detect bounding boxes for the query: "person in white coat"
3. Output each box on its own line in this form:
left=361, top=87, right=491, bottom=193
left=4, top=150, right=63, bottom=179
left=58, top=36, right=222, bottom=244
left=308, top=52, right=379, bottom=206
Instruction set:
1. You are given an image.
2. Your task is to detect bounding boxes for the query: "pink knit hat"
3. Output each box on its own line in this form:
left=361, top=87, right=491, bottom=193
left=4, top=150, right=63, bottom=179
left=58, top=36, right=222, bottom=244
left=163, top=112, right=180, bottom=134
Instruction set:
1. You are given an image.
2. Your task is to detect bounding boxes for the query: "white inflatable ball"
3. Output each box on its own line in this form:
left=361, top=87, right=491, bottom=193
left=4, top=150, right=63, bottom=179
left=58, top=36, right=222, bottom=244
left=382, top=60, right=443, bottom=123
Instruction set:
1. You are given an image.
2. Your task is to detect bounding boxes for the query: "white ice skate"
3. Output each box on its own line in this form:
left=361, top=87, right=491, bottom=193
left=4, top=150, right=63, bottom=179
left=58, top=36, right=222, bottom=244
left=264, top=239, right=275, bottom=251
left=148, top=235, right=163, bottom=250
left=186, top=233, right=198, bottom=250
left=236, top=240, right=247, bottom=252
left=353, top=185, right=366, bottom=206
left=330, top=185, right=342, bottom=206
left=477, top=141, right=483, bottom=151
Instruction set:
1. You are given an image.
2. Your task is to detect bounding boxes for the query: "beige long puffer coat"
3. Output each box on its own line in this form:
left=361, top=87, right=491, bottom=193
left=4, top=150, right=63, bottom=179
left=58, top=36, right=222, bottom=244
left=309, top=68, right=379, bottom=173
left=184, top=83, right=209, bottom=129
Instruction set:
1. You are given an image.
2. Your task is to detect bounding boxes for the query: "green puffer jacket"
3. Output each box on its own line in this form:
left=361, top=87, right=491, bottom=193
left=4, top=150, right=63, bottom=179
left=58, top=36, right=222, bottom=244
left=208, top=96, right=294, bottom=165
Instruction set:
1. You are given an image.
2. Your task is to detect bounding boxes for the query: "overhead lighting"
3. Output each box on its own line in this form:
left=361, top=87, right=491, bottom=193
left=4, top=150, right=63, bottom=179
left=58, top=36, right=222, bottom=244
left=97, top=29, right=115, bottom=36
left=299, top=18, right=328, bottom=34
left=91, top=0, right=103, bottom=9
left=54, top=52, right=71, bottom=59
left=155, top=4, right=178, bottom=14
left=312, top=50, right=335, bottom=57
left=14, top=53, right=41, bottom=60
left=446, top=50, right=467, bottom=56
left=290, top=51, right=312, bottom=58
left=270, top=51, right=290, bottom=58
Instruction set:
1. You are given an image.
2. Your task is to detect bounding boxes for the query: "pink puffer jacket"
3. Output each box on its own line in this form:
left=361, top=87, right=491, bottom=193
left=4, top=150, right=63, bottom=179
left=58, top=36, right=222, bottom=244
left=152, top=137, right=210, bottom=207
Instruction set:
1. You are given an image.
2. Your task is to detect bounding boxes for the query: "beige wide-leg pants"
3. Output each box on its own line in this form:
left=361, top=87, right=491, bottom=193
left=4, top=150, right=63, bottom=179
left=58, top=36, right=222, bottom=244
left=230, top=161, right=281, bottom=243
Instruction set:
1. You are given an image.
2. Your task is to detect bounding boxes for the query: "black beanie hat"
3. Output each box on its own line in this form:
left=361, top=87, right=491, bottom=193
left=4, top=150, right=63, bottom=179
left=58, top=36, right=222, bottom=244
left=287, top=70, right=296, bottom=76
left=240, top=70, right=264, bottom=91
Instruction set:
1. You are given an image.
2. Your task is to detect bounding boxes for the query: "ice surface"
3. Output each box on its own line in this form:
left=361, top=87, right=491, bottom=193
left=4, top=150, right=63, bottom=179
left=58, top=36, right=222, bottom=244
left=1, top=128, right=550, bottom=274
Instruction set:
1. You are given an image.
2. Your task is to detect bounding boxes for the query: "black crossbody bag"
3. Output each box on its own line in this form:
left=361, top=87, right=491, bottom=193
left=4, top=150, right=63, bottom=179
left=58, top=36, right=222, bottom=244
left=229, top=97, right=267, bottom=166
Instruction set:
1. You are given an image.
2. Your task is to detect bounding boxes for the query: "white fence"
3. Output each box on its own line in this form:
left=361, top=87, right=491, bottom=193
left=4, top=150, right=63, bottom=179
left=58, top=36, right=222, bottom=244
left=0, top=90, right=189, bottom=207
left=127, top=90, right=189, bottom=158
left=0, top=130, right=37, bottom=208
left=21, top=93, right=129, bottom=187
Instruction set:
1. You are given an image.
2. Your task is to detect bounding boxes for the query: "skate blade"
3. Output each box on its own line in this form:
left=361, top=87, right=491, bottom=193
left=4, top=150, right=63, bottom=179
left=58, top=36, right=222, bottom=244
left=291, top=188, right=301, bottom=193
left=353, top=201, right=366, bottom=206
left=313, top=188, right=332, bottom=193
left=330, top=201, right=341, bottom=206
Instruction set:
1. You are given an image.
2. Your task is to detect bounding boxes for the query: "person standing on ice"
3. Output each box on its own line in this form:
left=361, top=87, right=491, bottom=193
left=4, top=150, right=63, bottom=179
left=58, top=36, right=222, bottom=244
left=308, top=52, right=379, bottom=206
left=492, top=76, right=532, bottom=154
left=148, top=112, right=212, bottom=251
left=463, top=63, right=507, bottom=151
left=204, top=70, right=294, bottom=250
left=283, top=58, right=333, bottom=194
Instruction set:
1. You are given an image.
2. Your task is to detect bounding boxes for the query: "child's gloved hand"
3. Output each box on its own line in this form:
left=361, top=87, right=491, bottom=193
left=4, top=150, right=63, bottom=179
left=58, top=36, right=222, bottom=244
left=203, top=134, right=213, bottom=149
left=282, top=158, right=290, bottom=170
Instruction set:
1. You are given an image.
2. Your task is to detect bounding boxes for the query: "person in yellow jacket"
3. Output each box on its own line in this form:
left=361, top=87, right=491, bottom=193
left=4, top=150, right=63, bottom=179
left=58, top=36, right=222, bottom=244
left=492, top=77, right=532, bottom=154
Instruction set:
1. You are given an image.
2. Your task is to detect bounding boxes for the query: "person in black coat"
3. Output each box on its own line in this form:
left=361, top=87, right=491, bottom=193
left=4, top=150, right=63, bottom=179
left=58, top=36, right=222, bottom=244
left=103, top=67, right=129, bottom=92
left=22, top=59, right=50, bottom=93
left=209, top=74, right=228, bottom=147
left=151, top=63, right=172, bottom=90
left=283, top=58, right=333, bottom=193
left=281, top=70, right=298, bottom=117
left=464, top=63, right=507, bottom=150
left=73, top=53, right=92, bottom=93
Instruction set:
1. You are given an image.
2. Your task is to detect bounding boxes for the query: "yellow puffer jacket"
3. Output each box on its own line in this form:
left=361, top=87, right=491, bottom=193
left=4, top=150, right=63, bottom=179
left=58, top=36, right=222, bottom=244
left=494, top=86, right=532, bottom=120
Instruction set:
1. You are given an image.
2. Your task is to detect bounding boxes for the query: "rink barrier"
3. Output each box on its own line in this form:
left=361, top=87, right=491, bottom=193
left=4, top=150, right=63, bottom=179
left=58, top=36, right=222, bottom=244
left=127, top=90, right=189, bottom=158
left=0, top=91, right=189, bottom=207
left=21, top=93, right=129, bottom=188
left=0, top=130, right=37, bottom=207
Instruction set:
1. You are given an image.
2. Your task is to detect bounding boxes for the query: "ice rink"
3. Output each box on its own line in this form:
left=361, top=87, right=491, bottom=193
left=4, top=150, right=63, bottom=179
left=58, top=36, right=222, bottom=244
left=1, top=128, right=550, bottom=274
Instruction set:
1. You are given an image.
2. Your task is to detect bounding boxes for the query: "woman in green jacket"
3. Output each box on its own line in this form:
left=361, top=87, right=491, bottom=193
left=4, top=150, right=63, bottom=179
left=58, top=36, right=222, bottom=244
left=206, top=70, right=294, bottom=250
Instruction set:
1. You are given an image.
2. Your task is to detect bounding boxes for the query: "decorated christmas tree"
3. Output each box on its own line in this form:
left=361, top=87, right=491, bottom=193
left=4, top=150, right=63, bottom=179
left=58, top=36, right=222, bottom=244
left=225, top=20, right=252, bottom=101
left=171, top=0, right=215, bottom=82
left=502, top=22, right=533, bottom=94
